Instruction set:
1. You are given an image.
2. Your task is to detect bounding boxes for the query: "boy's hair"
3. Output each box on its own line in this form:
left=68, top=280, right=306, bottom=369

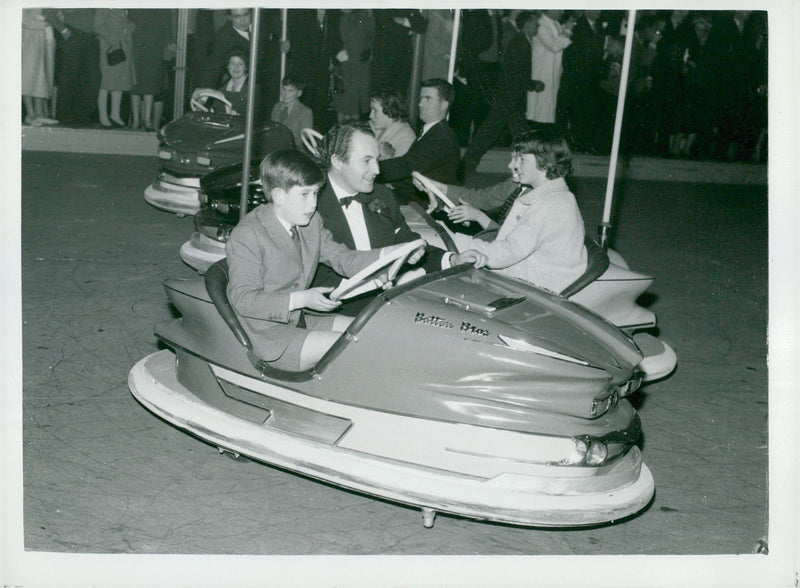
left=281, top=74, right=306, bottom=92
left=370, top=90, right=408, bottom=121
left=260, top=150, right=325, bottom=199
left=420, top=78, right=455, bottom=108
left=516, top=10, right=541, bottom=30
left=318, top=121, right=374, bottom=168
left=512, top=128, right=573, bottom=179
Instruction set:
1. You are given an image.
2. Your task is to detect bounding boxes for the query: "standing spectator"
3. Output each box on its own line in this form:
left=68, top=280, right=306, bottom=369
left=331, top=9, right=374, bottom=122
left=450, top=9, right=501, bottom=146
left=526, top=10, right=575, bottom=126
left=128, top=9, right=173, bottom=131
left=706, top=11, right=753, bottom=160
left=377, top=78, right=460, bottom=204
left=93, top=8, right=136, bottom=129
left=559, top=10, right=607, bottom=152
left=500, top=10, right=522, bottom=52
left=372, top=10, right=426, bottom=95
left=270, top=76, right=313, bottom=147
left=460, top=11, right=544, bottom=178
left=199, top=9, right=251, bottom=88
left=744, top=12, right=767, bottom=162
left=369, top=90, right=416, bottom=159
left=285, top=9, right=336, bottom=133
left=422, top=10, right=454, bottom=81
left=46, top=9, right=100, bottom=127
left=22, top=9, right=58, bottom=125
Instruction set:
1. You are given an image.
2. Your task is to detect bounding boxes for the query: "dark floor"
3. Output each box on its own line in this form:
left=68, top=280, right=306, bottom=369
left=10, top=151, right=790, bottom=587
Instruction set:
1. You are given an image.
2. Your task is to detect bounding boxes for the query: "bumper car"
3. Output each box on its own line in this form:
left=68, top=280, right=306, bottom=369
left=130, top=242, right=658, bottom=527
left=143, top=112, right=294, bottom=216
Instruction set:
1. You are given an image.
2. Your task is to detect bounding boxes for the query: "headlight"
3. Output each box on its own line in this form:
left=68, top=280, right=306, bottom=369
left=199, top=192, right=208, bottom=205
left=555, top=437, right=610, bottom=467
left=197, top=155, right=212, bottom=166
left=215, top=201, right=230, bottom=214
left=158, top=149, right=173, bottom=160
left=619, top=371, right=643, bottom=398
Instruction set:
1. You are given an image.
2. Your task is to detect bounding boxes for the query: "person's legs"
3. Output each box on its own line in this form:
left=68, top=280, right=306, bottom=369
left=142, top=94, right=154, bottom=129
left=23, top=95, right=37, bottom=124
left=109, top=90, right=125, bottom=126
left=299, top=331, right=344, bottom=370
left=130, top=94, right=141, bottom=129
left=97, top=88, right=110, bottom=126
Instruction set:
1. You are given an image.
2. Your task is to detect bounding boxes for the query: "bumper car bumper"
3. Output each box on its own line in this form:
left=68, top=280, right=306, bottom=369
left=144, top=173, right=202, bottom=216
left=179, top=231, right=226, bottom=274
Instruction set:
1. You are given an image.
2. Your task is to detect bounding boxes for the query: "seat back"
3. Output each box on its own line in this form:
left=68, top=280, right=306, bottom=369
left=560, top=237, right=611, bottom=298
left=204, top=258, right=253, bottom=351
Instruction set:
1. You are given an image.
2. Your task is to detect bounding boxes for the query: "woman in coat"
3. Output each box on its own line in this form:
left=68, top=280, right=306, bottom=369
left=93, top=8, right=136, bottom=128
left=526, top=11, right=574, bottom=124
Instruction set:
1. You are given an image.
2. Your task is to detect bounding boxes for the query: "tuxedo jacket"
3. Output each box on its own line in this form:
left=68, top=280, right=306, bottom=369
left=377, top=119, right=460, bottom=203
left=226, top=203, right=379, bottom=361
left=312, top=180, right=445, bottom=314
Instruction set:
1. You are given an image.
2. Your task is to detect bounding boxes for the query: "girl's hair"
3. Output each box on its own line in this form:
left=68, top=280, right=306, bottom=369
left=512, top=128, right=573, bottom=179
left=369, top=90, right=408, bottom=121
left=260, top=149, right=325, bottom=199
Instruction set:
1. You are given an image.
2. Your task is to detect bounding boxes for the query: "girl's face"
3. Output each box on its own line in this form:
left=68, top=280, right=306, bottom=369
left=227, top=56, right=247, bottom=81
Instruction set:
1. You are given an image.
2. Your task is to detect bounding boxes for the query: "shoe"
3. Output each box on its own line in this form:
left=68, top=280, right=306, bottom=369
left=109, top=118, right=127, bottom=129
left=35, top=117, right=59, bottom=125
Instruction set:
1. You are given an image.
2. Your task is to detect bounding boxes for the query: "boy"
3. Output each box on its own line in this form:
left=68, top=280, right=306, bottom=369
left=270, top=76, right=314, bottom=148
left=226, top=149, right=423, bottom=371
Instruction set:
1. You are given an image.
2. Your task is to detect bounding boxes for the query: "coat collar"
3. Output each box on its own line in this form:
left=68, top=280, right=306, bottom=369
left=517, top=177, right=568, bottom=205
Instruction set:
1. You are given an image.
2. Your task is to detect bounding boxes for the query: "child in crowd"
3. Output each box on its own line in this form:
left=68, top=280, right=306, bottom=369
left=226, top=149, right=423, bottom=371
left=270, top=76, right=314, bottom=148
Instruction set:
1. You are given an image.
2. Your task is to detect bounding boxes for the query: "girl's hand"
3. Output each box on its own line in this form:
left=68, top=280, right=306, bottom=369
left=448, top=199, right=492, bottom=228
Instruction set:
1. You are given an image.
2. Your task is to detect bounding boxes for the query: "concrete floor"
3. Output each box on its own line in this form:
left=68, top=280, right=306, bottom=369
left=8, top=151, right=793, bottom=586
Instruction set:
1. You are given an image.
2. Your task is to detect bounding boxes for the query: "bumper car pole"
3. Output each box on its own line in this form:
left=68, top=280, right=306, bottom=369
left=240, top=8, right=261, bottom=222
left=446, top=10, right=461, bottom=85
left=599, top=9, right=636, bottom=251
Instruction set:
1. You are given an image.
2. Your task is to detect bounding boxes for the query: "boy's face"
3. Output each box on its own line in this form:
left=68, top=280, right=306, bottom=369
left=331, top=131, right=380, bottom=194
left=280, top=83, right=302, bottom=103
left=273, top=183, right=322, bottom=227
left=508, top=151, right=546, bottom=188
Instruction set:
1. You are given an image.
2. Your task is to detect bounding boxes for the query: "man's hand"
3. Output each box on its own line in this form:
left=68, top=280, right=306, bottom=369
left=296, top=287, right=341, bottom=311
left=451, top=250, right=488, bottom=268
left=527, top=79, right=546, bottom=93
left=378, top=141, right=396, bottom=159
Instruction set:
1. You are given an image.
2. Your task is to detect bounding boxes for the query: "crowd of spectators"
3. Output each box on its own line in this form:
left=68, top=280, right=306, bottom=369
left=22, top=8, right=767, bottom=164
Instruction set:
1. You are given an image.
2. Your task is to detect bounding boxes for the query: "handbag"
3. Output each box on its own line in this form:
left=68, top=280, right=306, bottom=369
left=106, top=44, right=126, bottom=67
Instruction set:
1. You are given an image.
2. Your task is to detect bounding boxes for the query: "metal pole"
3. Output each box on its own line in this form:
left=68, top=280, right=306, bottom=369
left=447, top=9, right=460, bottom=84
left=407, top=13, right=425, bottom=127
left=240, top=8, right=261, bottom=222
left=599, top=9, right=636, bottom=250
left=280, top=9, right=287, bottom=84
left=173, top=9, right=189, bottom=120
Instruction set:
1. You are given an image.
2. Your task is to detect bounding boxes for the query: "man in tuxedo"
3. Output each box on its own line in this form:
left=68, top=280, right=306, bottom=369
left=313, top=121, right=485, bottom=315
left=376, top=78, right=461, bottom=205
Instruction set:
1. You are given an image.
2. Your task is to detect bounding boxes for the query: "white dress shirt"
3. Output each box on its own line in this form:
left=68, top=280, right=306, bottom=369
left=328, top=175, right=372, bottom=250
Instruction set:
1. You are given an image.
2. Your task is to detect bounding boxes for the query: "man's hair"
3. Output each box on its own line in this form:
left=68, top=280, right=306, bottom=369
left=370, top=90, right=407, bottom=122
left=227, top=8, right=251, bottom=16
left=260, top=150, right=325, bottom=199
left=516, top=10, right=541, bottom=30
left=281, top=75, right=306, bottom=92
left=420, top=78, right=455, bottom=108
left=512, top=128, right=573, bottom=179
left=318, top=121, right=375, bottom=168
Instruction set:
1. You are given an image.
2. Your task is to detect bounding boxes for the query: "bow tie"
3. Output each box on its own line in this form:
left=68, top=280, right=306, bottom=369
left=339, top=194, right=371, bottom=208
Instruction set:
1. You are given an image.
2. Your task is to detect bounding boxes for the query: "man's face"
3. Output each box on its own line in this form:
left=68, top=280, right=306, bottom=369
left=418, top=87, right=448, bottom=125
left=369, top=99, right=393, bottom=131
left=508, top=151, right=545, bottom=187
left=229, top=9, right=252, bottom=32
left=332, top=131, right=380, bottom=194
left=273, top=183, right=322, bottom=227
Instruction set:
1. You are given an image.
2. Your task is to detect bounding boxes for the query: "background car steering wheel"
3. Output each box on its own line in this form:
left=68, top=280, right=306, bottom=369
left=190, top=89, right=233, bottom=113
left=301, top=128, right=323, bottom=157
left=329, top=239, right=425, bottom=301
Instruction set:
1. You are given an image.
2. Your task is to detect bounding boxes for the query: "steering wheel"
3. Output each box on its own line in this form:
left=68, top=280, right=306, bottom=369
left=301, top=128, right=323, bottom=156
left=190, top=89, right=233, bottom=112
left=412, top=171, right=456, bottom=209
left=329, top=239, right=425, bottom=301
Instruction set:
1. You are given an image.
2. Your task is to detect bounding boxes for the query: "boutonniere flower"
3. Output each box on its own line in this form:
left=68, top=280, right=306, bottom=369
left=368, top=198, right=389, bottom=217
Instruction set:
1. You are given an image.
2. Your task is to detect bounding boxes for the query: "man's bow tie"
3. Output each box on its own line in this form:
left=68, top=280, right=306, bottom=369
left=339, top=194, right=371, bottom=208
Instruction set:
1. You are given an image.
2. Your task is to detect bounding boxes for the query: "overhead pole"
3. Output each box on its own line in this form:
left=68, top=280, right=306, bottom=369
left=240, top=8, right=261, bottom=222
left=408, top=12, right=426, bottom=127
left=173, top=9, right=189, bottom=120
left=599, top=9, right=636, bottom=250
left=280, top=9, right=288, bottom=84
left=447, top=9, right=460, bottom=84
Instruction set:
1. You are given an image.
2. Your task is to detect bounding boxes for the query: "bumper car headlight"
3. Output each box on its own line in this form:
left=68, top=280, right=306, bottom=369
left=591, top=386, right=619, bottom=417
left=213, top=201, right=230, bottom=214
left=158, top=149, right=173, bottom=160
left=197, top=155, right=212, bottom=166
left=556, top=437, right=610, bottom=467
left=199, top=192, right=208, bottom=205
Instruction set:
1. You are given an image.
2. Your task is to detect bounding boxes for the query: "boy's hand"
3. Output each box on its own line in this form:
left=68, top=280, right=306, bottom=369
left=296, top=287, right=341, bottom=311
